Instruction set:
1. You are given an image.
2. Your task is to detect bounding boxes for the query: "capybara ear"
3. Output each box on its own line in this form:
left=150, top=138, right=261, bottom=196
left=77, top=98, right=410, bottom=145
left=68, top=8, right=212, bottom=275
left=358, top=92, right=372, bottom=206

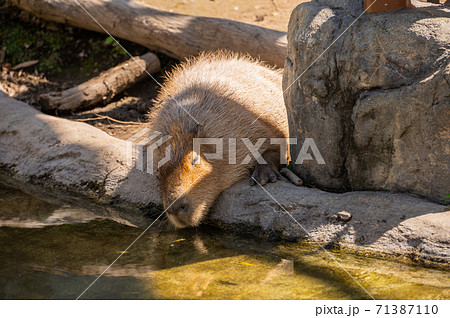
left=152, top=146, right=167, bottom=177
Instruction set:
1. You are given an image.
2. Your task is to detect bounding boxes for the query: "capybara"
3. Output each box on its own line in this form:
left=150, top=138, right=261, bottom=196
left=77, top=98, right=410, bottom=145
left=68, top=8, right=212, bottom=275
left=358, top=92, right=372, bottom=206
left=148, top=51, right=291, bottom=228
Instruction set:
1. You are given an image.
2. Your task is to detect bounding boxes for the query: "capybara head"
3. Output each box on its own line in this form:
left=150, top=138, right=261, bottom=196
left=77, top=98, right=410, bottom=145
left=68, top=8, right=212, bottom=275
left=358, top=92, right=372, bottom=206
left=155, top=136, right=222, bottom=228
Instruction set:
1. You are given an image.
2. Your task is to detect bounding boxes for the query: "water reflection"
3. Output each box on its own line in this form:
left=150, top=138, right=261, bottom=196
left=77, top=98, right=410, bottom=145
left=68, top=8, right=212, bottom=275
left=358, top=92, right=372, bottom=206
left=0, top=182, right=449, bottom=299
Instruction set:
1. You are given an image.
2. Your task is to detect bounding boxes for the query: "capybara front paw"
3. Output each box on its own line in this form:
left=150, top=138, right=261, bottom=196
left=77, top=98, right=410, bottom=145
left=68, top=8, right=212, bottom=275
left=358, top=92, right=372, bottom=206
left=250, top=163, right=282, bottom=186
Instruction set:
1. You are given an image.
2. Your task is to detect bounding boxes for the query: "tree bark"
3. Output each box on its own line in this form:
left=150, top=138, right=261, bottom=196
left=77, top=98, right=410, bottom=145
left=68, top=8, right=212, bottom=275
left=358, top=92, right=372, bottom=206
left=39, top=52, right=160, bottom=112
left=8, top=0, right=287, bottom=68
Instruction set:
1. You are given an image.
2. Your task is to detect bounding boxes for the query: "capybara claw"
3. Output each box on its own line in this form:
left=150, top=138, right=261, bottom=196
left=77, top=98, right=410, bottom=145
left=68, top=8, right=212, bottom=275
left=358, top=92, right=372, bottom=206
left=250, top=163, right=281, bottom=186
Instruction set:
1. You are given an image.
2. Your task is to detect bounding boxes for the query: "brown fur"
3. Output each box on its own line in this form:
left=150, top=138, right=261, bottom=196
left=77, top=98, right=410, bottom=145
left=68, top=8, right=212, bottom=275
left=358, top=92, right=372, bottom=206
left=148, top=51, right=288, bottom=228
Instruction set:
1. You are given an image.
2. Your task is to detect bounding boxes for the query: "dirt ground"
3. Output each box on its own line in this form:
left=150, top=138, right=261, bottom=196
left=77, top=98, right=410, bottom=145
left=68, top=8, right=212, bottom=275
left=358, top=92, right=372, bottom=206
left=0, top=0, right=305, bottom=140
left=141, top=0, right=306, bottom=32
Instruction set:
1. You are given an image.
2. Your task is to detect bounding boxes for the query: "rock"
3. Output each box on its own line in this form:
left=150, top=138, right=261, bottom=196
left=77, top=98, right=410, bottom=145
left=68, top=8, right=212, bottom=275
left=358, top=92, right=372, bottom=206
left=337, top=211, right=352, bottom=222
left=283, top=0, right=450, bottom=204
left=210, top=180, right=450, bottom=262
left=0, top=92, right=161, bottom=226
left=1, top=92, right=449, bottom=262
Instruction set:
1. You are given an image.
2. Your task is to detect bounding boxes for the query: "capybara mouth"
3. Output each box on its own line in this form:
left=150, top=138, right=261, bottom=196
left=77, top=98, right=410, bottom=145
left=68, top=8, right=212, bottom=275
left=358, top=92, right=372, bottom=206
left=167, top=214, right=194, bottom=228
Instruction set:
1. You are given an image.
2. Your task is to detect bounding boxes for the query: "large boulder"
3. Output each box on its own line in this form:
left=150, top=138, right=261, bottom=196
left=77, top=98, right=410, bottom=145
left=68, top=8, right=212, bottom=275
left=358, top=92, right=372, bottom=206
left=283, top=0, right=450, bottom=203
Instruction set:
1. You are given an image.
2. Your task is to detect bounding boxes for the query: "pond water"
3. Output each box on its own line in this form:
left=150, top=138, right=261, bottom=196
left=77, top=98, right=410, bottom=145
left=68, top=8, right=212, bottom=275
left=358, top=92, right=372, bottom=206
left=0, top=182, right=449, bottom=300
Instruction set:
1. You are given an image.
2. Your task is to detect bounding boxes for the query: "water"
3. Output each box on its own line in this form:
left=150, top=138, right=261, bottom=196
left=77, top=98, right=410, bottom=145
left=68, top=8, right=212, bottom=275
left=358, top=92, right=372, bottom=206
left=0, top=182, right=448, bottom=300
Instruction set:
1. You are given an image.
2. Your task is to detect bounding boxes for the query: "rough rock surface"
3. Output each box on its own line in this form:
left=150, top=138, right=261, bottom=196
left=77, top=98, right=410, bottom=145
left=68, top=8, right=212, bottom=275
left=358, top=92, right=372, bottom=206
left=283, top=0, right=450, bottom=204
left=0, top=92, right=162, bottom=211
left=211, top=181, right=449, bottom=262
left=0, top=93, right=449, bottom=262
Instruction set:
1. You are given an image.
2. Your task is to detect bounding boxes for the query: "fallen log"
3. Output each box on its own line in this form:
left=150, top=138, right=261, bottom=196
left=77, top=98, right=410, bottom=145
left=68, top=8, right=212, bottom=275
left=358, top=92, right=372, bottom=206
left=39, top=52, right=160, bottom=112
left=7, top=0, right=287, bottom=68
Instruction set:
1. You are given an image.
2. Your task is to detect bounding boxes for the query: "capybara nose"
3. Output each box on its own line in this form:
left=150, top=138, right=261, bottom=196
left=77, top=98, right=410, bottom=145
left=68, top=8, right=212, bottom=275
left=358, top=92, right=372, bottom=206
left=167, top=200, right=189, bottom=217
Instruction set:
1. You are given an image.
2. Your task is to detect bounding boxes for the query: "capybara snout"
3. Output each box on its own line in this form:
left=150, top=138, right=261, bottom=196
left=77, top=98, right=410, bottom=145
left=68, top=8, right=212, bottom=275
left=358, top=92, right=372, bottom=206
left=159, top=149, right=214, bottom=228
left=166, top=196, right=192, bottom=227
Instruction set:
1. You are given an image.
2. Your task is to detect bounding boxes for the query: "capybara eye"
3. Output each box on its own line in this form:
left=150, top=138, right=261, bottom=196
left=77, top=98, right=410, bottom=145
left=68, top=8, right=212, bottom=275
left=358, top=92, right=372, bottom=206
left=192, top=153, right=200, bottom=166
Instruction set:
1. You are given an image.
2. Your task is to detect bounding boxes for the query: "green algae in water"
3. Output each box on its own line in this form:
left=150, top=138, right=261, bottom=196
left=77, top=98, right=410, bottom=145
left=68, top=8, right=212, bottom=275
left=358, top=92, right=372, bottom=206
left=144, top=253, right=449, bottom=300
left=0, top=183, right=449, bottom=299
